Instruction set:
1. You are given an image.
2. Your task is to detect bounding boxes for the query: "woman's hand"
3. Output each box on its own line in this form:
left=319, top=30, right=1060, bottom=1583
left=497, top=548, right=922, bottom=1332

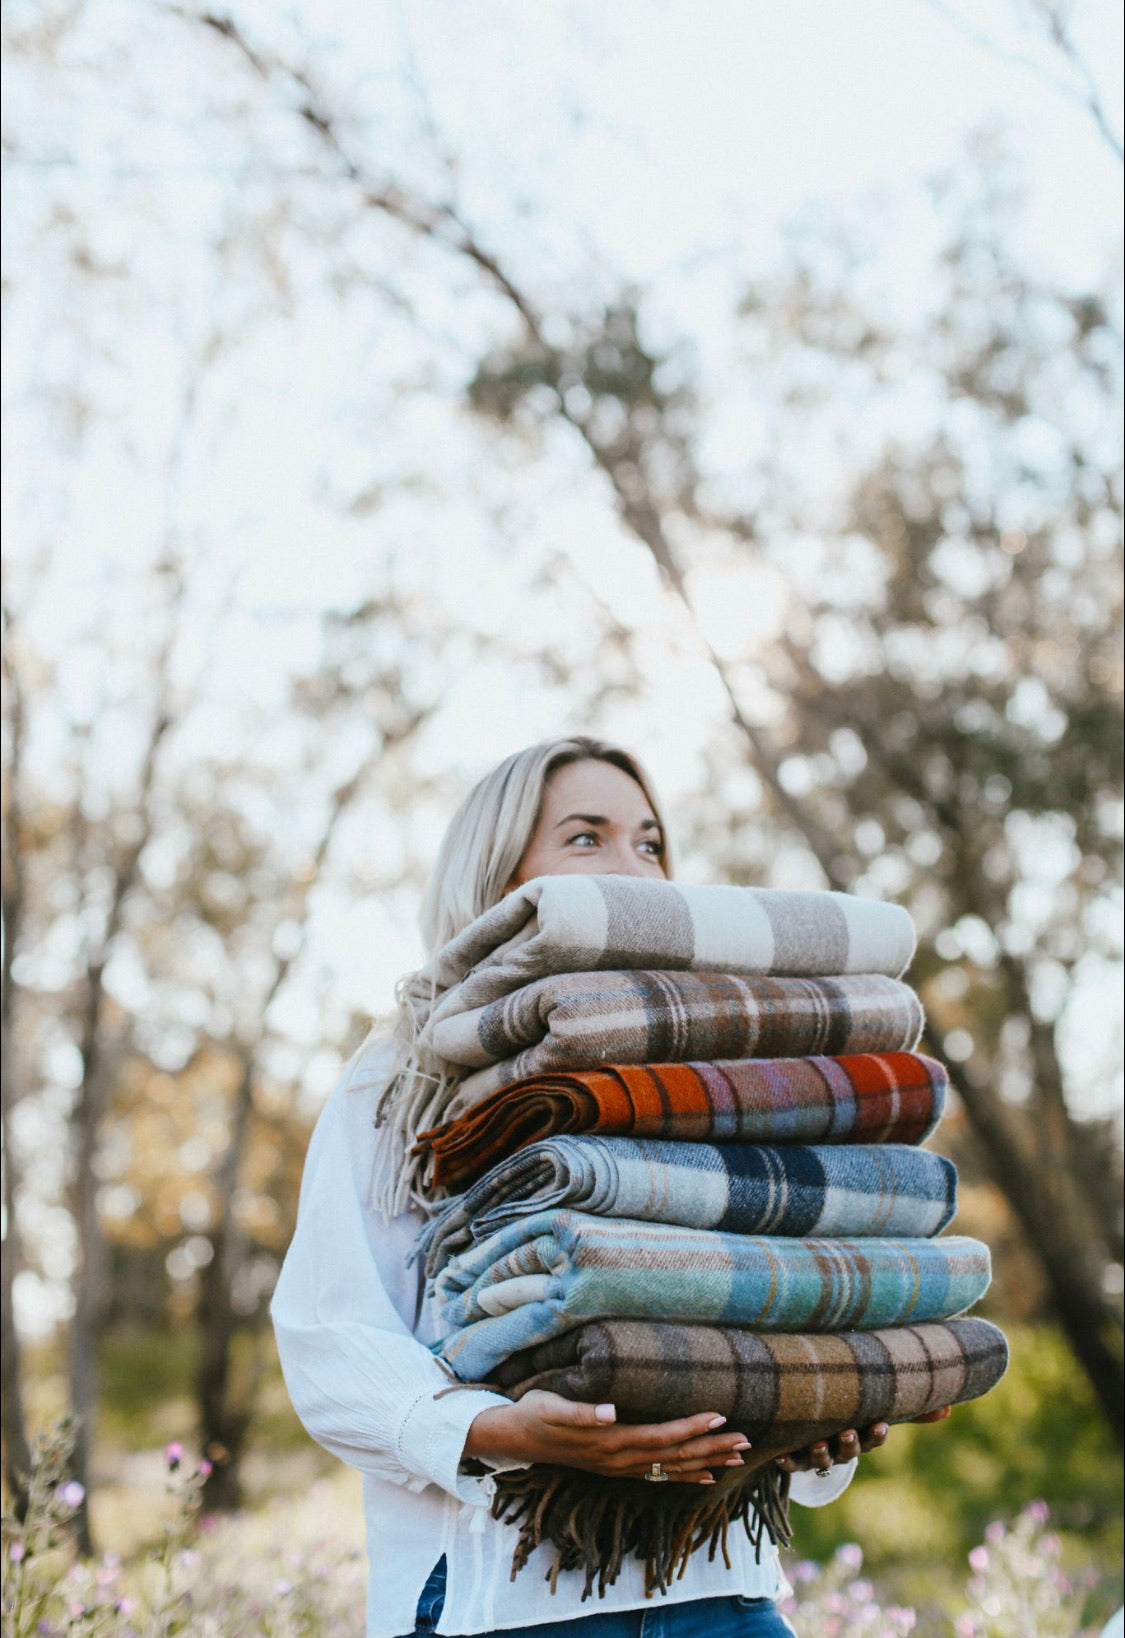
left=774, top=1405, right=952, bottom=1475
left=465, top=1390, right=752, bottom=1485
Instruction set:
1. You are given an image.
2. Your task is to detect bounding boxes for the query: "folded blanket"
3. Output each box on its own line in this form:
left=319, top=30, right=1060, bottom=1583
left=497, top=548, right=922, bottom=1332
left=422, top=1138, right=958, bottom=1277
left=485, top=1316, right=1010, bottom=1597
left=416, top=877, right=917, bottom=1029
left=434, top=1211, right=991, bottom=1378
left=438, top=971, right=925, bottom=1116
left=418, top=1051, right=947, bottom=1193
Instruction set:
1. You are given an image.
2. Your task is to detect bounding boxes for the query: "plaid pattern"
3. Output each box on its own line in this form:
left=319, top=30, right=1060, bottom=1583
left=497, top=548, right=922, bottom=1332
left=422, top=1137, right=958, bottom=1277
left=434, top=1209, right=991, bottom=1379
left=420, top=877, right=916, bottom=1031
left=436, top=971, right=925, bottom=1113
left=418, top=1051, right=946, bottom=1193
left=489, top=1315, right=1009, bottom=1448
left=486, top=1314, right=1008, bottom=1596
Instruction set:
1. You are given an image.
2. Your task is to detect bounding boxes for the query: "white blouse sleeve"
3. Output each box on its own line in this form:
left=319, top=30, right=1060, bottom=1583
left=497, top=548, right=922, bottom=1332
left=270, top=1054, right=517, bottom=1507
left=788, top=1460, right=857, bottom=1507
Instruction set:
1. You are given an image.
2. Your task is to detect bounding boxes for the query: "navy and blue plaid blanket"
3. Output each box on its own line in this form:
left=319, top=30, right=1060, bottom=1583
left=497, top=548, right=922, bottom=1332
left=422, top=1136, right=957, bottom=1277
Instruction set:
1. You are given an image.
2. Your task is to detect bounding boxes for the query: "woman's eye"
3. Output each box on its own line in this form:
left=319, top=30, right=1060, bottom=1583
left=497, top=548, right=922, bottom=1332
left=639, top=838, right=664, bottom=857
left=567, top=831, right=599, bottom=848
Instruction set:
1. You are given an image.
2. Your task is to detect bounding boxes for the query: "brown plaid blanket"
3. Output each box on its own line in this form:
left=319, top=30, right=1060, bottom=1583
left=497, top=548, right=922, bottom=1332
left=486, top=1315, right=1009, bottom=1597
left=438, top=971, right=924, bottom=1116
left=418, top=1051, right=945, bottom=1193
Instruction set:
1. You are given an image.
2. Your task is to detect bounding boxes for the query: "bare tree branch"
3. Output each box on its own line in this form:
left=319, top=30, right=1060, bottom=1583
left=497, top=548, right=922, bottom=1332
left=917, top=0, right=1123, bottom=161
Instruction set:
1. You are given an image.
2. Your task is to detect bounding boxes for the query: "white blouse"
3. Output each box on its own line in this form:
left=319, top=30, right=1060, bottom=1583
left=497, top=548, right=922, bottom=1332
left=271, top=1041, right=855, bottom=1638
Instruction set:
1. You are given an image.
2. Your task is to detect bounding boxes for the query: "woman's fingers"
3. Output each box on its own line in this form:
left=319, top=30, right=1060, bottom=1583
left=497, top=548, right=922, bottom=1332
left=775, top=1439, right=833, bottom=1473
left=857, top=1421, right=889, bottom=1453
left=609, top=1411, right=735, bottom=1449
left=832, top=1428, right=861, bottom=1462
left=516, top=1395, right=758, bottom=1479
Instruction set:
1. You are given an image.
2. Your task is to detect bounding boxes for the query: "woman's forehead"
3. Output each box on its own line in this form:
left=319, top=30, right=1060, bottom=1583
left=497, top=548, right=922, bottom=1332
left=543, top=759, right=653, bottom=815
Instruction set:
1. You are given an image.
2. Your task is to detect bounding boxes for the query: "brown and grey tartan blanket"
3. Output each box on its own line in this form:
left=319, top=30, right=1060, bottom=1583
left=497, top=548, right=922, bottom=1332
left=483, top=1316, right=1010, bottom=1597
left=438, top=971, right=924, bottom=1117
left=417, top=1051, right=947, bottom=1193
left=421, top=1137, right=958, bottom=1278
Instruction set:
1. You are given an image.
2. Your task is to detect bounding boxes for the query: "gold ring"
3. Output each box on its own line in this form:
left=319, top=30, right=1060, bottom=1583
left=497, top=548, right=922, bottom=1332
left=645, top=1462, right=669, bottom=1483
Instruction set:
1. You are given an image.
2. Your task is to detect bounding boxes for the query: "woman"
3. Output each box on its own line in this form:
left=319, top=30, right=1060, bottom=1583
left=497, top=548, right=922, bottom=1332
left=272, top=736, right=939, bottom=1637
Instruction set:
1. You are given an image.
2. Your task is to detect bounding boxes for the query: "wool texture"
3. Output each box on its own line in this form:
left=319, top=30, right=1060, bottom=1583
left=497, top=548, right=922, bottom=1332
left=418, top=876, right=917, bottom=1028
left=485, top=1316, right=1010, bottom=1598
left=417, top=1051, right=946, bottom=1194
left=378, top=878, right=917, bottom=1209
left=421, top=1137, right=958, bottom=1278
left=434, top=1210, right=991, bottom=1379
left=439, top=971, right=925, bottom=1114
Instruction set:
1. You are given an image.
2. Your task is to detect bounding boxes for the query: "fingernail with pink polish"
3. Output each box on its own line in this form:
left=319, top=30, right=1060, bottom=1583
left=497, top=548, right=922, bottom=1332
left=595, top=1404, right=616, bottom=1423
left=707, top=1416, right=727, bottom=1429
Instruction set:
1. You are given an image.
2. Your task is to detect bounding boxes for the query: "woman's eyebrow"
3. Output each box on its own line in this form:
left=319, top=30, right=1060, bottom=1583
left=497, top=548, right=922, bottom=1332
left=552, top=812, right=662, bottom=833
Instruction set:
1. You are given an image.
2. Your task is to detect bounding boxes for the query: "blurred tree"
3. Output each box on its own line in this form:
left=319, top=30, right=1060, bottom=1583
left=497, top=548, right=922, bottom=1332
left=1, top=571, right=184, bottom=1551
left=1, top=618, right=35, bottom=1514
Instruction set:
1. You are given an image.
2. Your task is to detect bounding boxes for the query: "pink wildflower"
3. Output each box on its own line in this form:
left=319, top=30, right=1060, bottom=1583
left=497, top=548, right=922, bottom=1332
left=984, top=1520, right=1006, bottom=1545
left=968, top=1545, right=989, bottom=1572
left=9, top=1541, right=26, bottom=1563
left=57, top=1481, right=85, bottom=1509
left=1027, top=1499, right=1050, bottom=1524
left=199, top=1459, right=212, bottom=1477
left=835, top=1541, right=864, bottom=1570
left=165, top=1441, right=184, bottom=1470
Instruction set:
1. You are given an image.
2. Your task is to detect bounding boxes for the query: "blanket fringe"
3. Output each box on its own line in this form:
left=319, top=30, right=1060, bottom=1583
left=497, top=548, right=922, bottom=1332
left=491, top=1461, right=792, bottom=1599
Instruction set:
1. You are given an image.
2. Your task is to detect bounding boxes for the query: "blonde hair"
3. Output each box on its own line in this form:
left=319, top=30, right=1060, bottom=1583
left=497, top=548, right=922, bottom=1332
left=370, top=736, right=671, bottom=1213
left=418, top=735, right=672, bottom=957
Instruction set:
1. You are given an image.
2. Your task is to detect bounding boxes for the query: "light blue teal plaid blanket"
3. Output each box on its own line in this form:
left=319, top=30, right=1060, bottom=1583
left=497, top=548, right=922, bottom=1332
left=434, top=1209, right=991, bottom=1379
left=422, top=1137, right=957, bottom=1277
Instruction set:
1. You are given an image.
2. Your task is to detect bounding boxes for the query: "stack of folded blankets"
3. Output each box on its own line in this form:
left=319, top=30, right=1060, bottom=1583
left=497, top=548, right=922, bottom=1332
left=380, top=877, right=1008, bottom=1598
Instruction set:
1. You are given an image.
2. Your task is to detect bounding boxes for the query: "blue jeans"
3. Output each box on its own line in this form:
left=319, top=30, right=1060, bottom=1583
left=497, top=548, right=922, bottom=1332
left=409, top=1557, right=795, bottom=1636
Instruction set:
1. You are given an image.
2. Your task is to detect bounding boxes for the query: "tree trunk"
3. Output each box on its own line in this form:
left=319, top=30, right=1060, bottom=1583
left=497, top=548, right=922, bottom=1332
left=195, top=1225, right=252, bottom=1511
left=0, top=1037, right=33, bottom=1513
left=67, top=1058, right=107, bottom=1556
left=196, top=1055, right=256, bottom=1510
left=937, top=1045, right=1124, bottom=1438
